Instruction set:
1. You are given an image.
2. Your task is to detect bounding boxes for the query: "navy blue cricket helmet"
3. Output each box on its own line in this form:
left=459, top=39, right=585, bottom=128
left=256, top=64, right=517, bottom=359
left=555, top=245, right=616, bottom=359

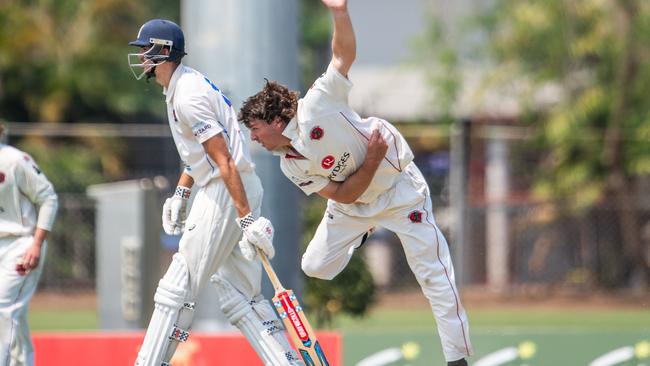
left=128, top=19, right=187, bottom=80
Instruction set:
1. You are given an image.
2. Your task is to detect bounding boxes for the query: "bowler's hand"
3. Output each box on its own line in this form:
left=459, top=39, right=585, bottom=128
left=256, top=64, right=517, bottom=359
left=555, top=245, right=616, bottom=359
left=365, top=129, right=388, bottom=167
left=321, top=0, right=347, bottom=11
left=17, top=243, right=41, bottom=276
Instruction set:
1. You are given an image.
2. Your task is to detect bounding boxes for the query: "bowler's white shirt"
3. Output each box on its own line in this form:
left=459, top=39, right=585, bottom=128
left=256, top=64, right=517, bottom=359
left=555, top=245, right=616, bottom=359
left=279, top=63, right=414, bottom=204
left=164, top=64, right=255, bottom=187
left=0, top=144, right=58, bottom=237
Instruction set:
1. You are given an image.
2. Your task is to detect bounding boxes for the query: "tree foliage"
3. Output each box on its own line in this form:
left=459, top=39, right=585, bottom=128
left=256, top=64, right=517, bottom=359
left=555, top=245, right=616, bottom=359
left=482, top=0, right=650, bottom=203
left=0, top=0, right=180, bottom=186
left=0, top=0, right=179, bottom=123
left=412, top=13, right=461, bottom=125
left=298, top=0, right=331, bottom=91
left=478, top=0, right=650, bottom=284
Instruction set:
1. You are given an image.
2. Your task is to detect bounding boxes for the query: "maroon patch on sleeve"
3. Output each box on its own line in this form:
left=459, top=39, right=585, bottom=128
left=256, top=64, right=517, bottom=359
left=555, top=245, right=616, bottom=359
left=408, top=210, right=422, bottom=223
left=310, top=126, right=324, bottom=140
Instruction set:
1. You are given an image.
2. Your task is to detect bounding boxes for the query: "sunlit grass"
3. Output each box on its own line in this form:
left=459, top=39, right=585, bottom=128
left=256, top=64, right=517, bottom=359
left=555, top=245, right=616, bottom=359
left=327, top=308, right=650, bottom=332
left=30, top=309, right=97, bottom=331
left=29, top=304, right=649, bottom=333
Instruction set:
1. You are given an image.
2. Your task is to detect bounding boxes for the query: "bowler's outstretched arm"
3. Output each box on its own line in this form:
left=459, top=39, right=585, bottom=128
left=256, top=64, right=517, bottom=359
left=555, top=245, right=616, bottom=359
left=322, top=0, right=356, bottom=77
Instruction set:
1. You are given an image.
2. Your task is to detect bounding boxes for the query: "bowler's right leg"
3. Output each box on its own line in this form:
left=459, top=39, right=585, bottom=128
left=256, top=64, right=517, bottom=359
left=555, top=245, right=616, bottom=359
left=301, top=208, right=374, bottom=280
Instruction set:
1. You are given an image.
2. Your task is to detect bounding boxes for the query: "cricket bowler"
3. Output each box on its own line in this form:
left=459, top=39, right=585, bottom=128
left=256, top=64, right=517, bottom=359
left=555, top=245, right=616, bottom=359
left=238, top=1, right=473, bottom=364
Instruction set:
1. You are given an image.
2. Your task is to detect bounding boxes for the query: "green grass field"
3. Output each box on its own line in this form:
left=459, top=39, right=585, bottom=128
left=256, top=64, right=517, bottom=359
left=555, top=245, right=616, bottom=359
left=331, top=308, right=650, bottom=365
left=30, top=306, right=650, bottom=365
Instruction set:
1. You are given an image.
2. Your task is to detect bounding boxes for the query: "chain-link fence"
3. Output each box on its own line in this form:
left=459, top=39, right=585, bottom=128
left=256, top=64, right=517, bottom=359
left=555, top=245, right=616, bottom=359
left=359, top=122, right=650, bottom=294
left=8, top=121, right=649, bottom=294
left=452, top=122, right=650, bottom=292
left=5, top=123, right=178, bottom=291
left=40, top=194, right=96, bottom=288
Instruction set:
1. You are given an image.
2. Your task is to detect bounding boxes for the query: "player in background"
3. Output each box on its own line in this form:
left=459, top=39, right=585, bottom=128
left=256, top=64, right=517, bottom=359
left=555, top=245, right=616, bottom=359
left=128, top=19, right=303, bottom=366
left=238, top=1, right=473, bottom=365
left=0, top=123, right=59, bottom=366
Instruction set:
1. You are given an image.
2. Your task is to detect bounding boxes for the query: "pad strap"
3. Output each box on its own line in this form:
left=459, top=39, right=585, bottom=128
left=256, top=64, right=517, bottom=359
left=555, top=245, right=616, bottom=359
left=169, top=326, right=189, bottom=342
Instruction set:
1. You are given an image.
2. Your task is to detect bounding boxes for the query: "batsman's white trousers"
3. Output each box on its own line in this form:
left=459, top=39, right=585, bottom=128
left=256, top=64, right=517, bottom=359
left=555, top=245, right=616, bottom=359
left=179, top=171, right=264, bottom=300
left=0, top=236, right=47, bottom=366
left=136, top=171, right=265, bottom=365
left=302, top=163, right=473, bottom=362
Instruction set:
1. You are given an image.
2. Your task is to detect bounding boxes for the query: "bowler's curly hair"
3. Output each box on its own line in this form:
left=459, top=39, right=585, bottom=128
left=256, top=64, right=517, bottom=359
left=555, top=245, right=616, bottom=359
left=239, top=80, right=299, bottom=127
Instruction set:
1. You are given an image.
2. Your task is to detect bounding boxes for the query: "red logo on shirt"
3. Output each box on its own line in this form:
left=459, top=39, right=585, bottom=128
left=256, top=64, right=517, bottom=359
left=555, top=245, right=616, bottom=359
left=408, top=210, right=423, bottom=223
left=321, top=155, right=335, bottom=169
left=0, top=172, right=4, bottom=183
left=310, top=126, right=324, bottom=140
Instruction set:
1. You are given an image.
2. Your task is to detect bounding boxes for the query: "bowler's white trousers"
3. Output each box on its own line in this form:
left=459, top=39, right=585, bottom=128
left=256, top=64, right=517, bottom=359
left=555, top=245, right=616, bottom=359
left=301, top=163, right=473, bottom=362
left=0, top=236, right=46, bottom=366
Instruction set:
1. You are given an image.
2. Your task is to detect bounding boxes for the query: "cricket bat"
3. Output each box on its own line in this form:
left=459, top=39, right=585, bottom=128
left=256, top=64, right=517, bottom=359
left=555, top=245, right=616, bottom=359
left=257, top=250, right=330, bottom=366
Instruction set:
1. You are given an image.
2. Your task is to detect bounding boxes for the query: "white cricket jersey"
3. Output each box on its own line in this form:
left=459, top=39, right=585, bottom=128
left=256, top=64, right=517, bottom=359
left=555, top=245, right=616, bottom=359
left=164, top=64, right=255, bottom=187
left=0, top=144, right=58, bottom=237
left=279, top=63, right=414, bottom=204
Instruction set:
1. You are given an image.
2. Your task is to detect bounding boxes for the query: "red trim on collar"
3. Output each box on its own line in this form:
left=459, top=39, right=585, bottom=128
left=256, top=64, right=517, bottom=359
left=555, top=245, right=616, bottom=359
left=285, top=153, right=306, bottom=159
left=285, top=148, right=306, bottom=159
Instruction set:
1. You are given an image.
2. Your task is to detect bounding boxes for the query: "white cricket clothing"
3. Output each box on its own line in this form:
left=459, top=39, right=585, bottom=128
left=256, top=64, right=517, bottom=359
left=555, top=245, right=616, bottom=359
left=177, top=172, right=264, bottom=300
left=138, top=172, right=301, bottom=365
left=137, top=172, right=265, bottom=365
left=0, top=145, right=57, bottom=366
left=281, top=64, right=473, bottom=361
left=0, top=144, right=58, bottom=237
left=0, top=236, right=47, bottom=366
left=211, top=277, right=303, bottom=365
left=164, top=64, right=255, bottom=187
left=139, top=66, right=299, bottom=365
left=301, top=164, right=473, bottom=361
left=279, top=63, right=414, bottom=204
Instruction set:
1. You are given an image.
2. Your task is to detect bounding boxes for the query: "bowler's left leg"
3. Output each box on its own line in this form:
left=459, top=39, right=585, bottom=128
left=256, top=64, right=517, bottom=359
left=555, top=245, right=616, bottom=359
left=380, top=164, right=473, bottom=363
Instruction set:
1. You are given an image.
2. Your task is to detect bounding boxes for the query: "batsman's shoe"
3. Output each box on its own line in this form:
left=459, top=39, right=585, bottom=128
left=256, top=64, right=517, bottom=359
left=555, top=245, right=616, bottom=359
left=448, top=358, right=468, bottom=366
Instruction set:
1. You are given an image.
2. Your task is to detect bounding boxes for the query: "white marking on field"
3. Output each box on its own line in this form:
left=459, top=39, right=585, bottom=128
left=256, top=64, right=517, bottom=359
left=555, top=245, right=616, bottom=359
left=474, top=347, right=518, bottom=366
left=588, top=346, right=634, bottom=366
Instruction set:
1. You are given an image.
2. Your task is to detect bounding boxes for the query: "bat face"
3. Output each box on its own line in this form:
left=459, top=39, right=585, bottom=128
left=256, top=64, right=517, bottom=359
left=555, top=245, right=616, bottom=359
left=273, top=289, right=330, bottom=366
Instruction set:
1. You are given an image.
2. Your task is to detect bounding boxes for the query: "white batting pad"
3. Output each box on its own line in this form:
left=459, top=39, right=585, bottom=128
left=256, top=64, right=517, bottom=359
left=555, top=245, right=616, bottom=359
left=135, top=254, right=191, bottom=366
left=251, top=295, right=303, bottom=364
left=211, top=275, right=303, bottom=366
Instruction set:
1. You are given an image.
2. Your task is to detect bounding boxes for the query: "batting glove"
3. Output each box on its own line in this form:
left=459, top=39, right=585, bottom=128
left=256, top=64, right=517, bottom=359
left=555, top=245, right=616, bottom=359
left=236, top=213, right=275, bottom=261
left=162, top=186, right=191, bottom=235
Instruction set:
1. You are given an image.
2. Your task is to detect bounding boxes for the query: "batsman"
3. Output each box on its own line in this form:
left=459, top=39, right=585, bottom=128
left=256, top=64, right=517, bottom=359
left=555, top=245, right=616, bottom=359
left=239, top=0, right=474, bottom=364
left=127, top=19, right=303, bottom=366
